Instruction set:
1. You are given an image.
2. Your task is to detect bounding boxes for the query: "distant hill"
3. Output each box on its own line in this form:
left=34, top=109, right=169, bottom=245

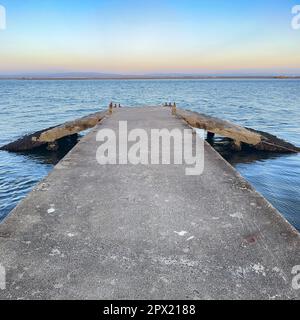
left=0, top=72, right=126, bottom=79
left=0, top=72, right=300, bottom=80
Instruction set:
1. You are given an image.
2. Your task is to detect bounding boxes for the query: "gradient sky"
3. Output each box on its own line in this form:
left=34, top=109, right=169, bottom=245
left=0, top=0, right=300, bottom=75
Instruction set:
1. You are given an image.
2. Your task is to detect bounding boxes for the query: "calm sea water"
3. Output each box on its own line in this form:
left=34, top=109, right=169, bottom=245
left=0, top=80, right=300, bottom=230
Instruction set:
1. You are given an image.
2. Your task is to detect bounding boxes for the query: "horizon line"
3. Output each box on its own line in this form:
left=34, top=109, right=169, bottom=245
left=1, top=75, right=300, bottom=80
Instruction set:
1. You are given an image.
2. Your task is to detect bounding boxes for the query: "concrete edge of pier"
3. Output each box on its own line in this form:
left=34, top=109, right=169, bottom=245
left=206, top=140, right=300, bottom=237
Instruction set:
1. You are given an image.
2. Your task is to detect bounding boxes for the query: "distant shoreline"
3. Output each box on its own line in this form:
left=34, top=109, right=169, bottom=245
left=1, top=76, right=300, bottom=80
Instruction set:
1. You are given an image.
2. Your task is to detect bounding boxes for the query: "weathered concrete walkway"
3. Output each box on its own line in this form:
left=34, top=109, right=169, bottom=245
left=0, top=107, right=300, bottom=300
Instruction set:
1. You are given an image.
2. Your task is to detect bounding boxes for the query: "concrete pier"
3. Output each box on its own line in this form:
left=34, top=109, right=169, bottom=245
left=0, top=107, right=300, bottom=300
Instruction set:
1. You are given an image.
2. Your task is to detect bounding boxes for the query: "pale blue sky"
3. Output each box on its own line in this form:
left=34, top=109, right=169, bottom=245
left=0, top=0, right=300, bottom=74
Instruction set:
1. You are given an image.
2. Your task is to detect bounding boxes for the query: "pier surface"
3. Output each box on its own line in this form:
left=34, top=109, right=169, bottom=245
left=0, top=107, right=300, bottom=300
